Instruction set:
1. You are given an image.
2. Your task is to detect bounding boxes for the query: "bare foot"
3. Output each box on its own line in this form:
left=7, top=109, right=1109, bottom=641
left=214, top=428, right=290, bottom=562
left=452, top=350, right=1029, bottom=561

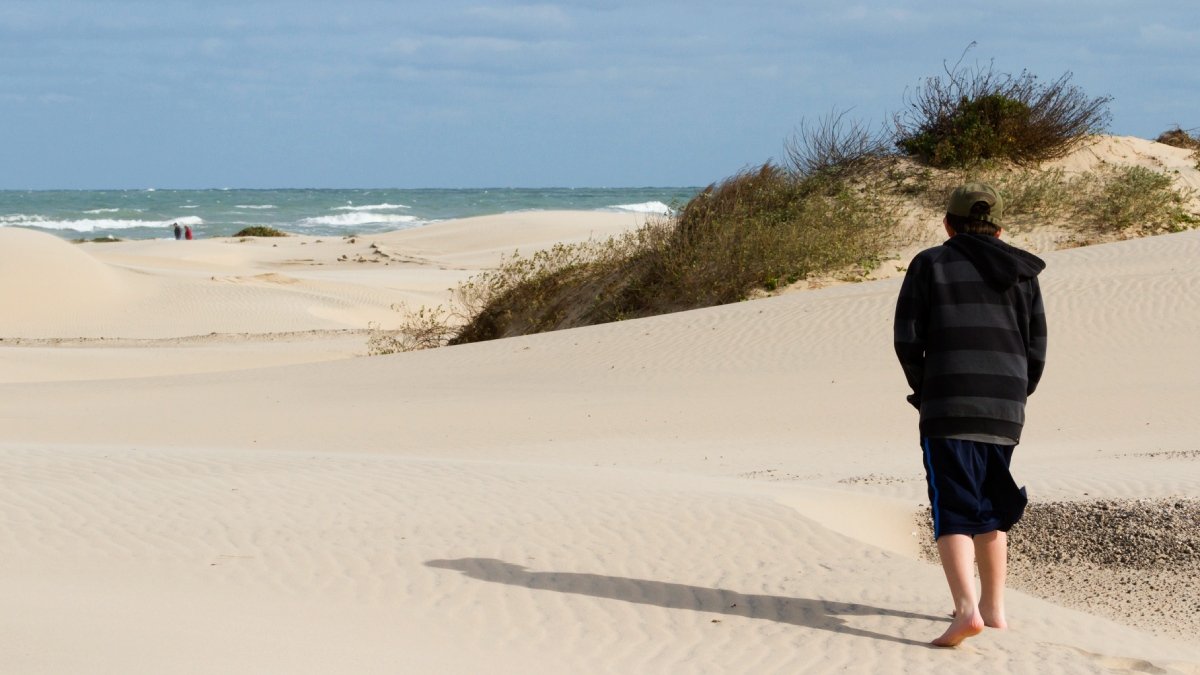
left=950, top=607, right=1006, bottom=628
left=979, top=605, right=1007, bottom=629
left=931, top=610, right=985, bottom=647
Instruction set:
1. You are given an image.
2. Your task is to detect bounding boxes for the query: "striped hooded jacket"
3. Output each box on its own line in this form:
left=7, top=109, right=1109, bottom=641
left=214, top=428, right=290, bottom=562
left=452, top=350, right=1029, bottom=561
left=894, top=233, right=1047, bottom=443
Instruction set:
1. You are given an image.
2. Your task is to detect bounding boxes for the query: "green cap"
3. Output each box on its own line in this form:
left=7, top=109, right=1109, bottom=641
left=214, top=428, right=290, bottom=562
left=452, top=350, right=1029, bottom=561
left=947, top=182, right=1003, bottom=225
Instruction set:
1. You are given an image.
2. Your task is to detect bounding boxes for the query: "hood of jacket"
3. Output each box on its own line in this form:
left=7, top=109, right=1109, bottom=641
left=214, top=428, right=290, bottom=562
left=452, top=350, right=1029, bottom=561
left=944, top=233, right=1046, bottom=291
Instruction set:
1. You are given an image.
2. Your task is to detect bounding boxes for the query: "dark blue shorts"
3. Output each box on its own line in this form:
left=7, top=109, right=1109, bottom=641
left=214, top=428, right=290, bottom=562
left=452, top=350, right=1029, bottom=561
left=921, top=437, right=1027, bottom=539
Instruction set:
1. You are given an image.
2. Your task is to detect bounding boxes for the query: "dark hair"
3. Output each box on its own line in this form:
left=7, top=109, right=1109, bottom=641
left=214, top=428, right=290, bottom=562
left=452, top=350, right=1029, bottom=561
left=946, top=200, right=999, bottom=235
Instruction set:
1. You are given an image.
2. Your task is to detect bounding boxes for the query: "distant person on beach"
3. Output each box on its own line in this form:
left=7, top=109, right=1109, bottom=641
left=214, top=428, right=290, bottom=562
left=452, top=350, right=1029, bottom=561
left=184, top=225, right=193, bottom=240
left=893, top=182, right=1048, bottom=647
left=172, top=222, right=182, bottom=240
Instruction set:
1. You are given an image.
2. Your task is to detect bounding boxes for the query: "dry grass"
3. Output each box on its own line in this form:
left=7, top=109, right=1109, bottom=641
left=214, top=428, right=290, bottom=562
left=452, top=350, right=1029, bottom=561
left=1156, top=127, right=1200, bottom=150
left=785, top=110, right=892, bottom=179
left=1156, top=127, right=1200, bottom=171
left=446, top=163, right=898, bottom=344
left=881, top=156, right=1196, bottom=241
left=892, top=159, right=1078, bottom=233
left=367, top=304, right=460, bottom=355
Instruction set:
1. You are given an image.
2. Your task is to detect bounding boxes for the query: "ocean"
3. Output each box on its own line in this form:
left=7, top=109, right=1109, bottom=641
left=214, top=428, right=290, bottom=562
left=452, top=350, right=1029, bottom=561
left=0, top=187, right=701, bottom=241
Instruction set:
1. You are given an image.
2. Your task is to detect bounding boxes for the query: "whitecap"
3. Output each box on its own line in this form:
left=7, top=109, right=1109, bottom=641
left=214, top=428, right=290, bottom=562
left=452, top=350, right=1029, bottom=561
left=1, top=214, right=41, bottom=224
left=84, top=208, right=121, bottom=214
left=297, top=212, right=419, bottom=228
left=236, top=204, right=277, bottom=210
left=333, top=203, right=411, bottom=212
left=607, top=201, right=673, bottom=215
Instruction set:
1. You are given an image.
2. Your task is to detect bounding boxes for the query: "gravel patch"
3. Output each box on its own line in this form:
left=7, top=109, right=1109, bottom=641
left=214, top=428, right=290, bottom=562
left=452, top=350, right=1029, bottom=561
left=916, top=498, right=1200, bottom=639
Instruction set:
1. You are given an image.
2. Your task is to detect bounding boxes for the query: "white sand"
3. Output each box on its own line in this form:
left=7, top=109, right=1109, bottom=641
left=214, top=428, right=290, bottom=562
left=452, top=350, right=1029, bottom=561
left=2, top=145, right=1199, bottom=673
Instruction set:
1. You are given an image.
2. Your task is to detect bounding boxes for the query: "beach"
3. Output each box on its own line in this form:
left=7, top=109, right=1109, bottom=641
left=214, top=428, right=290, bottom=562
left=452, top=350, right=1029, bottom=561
left=3, top=151, right=1200, bottom=672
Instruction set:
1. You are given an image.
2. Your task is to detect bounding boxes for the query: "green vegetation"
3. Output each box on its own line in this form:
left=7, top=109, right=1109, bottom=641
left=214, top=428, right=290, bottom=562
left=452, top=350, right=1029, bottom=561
left=445, top=161, right=897, bottom=345
left=232, top=226, right=288, bottom=237
left=448, top=237, right=646, bottom=344
left=895, top=50, right=1111, bottom=167
left=435, top=111, right=904, bottom=346
left=898, top=93, right=1033, bottom=167
left=1088, top=165, right=1196, bottom=236
left=368, top=54, right=1198, bottom=354
left=885, top=155, right=1195, bottom=239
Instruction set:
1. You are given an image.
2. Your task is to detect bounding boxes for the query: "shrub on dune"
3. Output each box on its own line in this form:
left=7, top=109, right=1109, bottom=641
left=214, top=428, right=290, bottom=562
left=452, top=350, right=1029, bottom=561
left=232, top=226, right=288, bottom=237
left=895, top=50, right=1111, bottom=167
left=446, top=157, right=897, bottom=345
left=784, top=110, right=892, bottom=180
left=1155, top=126, right=1200, bottom=150
left=1155, top=127, right=1200, bottom=171
left=1088, top=166, right=1196, bottom=236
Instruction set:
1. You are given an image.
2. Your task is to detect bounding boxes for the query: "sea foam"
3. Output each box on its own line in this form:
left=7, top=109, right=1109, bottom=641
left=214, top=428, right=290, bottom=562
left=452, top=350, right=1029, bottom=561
left=1, top=188, right=699, bottom=241
left=297, top=212, right=419, bottom=228
left=0, top=214, right=204, bottom=232
left=333, top=203, right=411, bottom=212
left=608, top=201, right=673, bottom=215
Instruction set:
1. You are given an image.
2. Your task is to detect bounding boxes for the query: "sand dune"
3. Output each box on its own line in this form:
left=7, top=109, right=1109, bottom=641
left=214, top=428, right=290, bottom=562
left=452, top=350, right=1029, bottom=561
left=0, top=210, right=647, bottom=347
left=1050, top=135, right=1200, bottom=196
left=2, top=168, right=1199, bottom=672
left=0, top=227, right=128, bottom=323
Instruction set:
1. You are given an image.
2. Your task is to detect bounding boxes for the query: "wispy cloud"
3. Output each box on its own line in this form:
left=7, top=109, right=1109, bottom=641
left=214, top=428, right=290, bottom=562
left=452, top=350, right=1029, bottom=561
left=1, top=0, right=1197, bottom=188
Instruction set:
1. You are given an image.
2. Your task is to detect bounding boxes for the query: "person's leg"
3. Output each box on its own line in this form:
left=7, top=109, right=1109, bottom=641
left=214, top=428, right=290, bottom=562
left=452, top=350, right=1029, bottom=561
left=932, top=533, right=984, bottom=646
left=974, top=530, right=1008, bottom=628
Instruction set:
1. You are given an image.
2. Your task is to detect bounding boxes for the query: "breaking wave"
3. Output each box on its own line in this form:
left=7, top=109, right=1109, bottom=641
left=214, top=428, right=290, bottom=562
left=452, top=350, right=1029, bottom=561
left=607, top=201, right=673, bottom=215
left=296, top=212, right=419, bottom=228
left=333, top=203, right=410, bottom=212
left=0, top=214, right=204, bottom=233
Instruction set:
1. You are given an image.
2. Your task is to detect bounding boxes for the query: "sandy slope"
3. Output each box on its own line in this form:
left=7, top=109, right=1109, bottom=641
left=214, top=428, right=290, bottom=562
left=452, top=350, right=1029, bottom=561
left=0, top=210, right=647, bottom=370
left=2, top=145, right=1199, bottom=673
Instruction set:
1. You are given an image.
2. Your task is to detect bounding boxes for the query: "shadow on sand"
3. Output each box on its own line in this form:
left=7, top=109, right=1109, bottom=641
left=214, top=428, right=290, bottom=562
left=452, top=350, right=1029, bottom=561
left=426, top=558, right=941, bottom=648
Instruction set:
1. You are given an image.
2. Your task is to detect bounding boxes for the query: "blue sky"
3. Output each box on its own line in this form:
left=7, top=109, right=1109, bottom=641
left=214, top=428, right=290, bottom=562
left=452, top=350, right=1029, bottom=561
left=2, top=1, right=1198, bottom=189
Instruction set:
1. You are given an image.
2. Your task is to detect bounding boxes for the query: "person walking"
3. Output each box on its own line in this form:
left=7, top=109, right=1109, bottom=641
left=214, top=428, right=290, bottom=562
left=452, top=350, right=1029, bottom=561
left=893, top=182, right=1048, bottom=647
